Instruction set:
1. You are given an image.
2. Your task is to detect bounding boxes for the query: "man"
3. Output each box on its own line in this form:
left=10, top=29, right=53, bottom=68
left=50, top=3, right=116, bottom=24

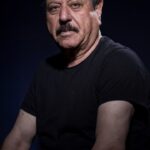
left=2, top=0, right=150, bottom=150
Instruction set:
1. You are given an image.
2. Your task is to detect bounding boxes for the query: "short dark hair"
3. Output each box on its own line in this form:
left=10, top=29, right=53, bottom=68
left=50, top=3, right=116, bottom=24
left=92, top=0, right=99, bottom=7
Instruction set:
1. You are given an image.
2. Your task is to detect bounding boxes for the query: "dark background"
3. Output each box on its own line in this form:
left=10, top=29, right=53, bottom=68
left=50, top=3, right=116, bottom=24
left=0, top=0, right=150, bottom=149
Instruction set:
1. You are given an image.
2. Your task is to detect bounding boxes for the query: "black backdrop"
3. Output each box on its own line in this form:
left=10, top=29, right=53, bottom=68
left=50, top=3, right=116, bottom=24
left=1, top=0, right=150, bottom=149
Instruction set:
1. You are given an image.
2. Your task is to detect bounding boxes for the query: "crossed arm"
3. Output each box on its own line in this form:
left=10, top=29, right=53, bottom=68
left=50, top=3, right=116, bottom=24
left=2, top=100, right=134, bottom=150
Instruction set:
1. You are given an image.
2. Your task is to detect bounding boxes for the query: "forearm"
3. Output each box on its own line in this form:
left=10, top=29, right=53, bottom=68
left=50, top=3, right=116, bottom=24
left=1, top=134, right=31, bottom=150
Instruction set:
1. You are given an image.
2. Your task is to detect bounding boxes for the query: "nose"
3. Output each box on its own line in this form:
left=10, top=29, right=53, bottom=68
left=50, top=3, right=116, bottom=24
left=59, top=6, right=71, bottom=24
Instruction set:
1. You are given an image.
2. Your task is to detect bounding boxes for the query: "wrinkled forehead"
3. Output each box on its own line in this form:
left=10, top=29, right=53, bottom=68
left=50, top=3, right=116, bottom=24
left=45, top=0, right=99, bottom=6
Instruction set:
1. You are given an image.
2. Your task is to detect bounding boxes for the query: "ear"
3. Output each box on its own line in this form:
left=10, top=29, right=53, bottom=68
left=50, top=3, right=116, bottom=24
left=95, top=0, right=103, bottom=17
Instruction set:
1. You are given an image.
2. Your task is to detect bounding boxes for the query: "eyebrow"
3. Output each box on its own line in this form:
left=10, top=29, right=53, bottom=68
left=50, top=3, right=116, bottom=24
left=67, top=0, right=83, bottom=2
left=47, top=0, right=84, bottom=5
left=47, top=0, right=60, bottom=4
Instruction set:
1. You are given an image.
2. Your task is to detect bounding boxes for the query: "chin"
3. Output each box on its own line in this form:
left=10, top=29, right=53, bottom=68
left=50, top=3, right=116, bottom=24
left=58, top=40, right=80, bottom=49
left=56, top=34, right=82, bottom=49
left=59, top=44, right=77, bottom=49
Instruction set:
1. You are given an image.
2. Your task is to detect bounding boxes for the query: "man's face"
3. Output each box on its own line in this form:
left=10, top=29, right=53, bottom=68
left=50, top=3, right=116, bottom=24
left=46, top=0, right=103, bottom=49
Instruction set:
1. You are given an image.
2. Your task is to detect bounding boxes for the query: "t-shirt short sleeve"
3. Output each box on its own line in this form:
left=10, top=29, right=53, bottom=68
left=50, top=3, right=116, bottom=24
left=21, top=78, right=37, bottom=116
left=95, top=47, right=150, bottom=111
left=21, top=63, right=43, bottom=116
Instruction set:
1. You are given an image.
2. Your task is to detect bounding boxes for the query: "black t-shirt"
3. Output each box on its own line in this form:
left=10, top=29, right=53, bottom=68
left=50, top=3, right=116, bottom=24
left=22, top=36, right=150, bottom=150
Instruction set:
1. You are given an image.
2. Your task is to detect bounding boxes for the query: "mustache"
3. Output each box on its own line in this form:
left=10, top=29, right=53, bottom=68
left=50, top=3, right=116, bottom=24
left=56, top=24, right=79, bottom=35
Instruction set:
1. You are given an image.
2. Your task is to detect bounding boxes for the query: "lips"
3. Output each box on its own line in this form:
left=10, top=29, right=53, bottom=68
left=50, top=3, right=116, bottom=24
left=59, top=31, right=75, bottom=37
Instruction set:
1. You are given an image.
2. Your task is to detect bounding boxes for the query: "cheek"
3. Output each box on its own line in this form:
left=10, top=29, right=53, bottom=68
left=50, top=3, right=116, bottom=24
left=46, top=16, right=58, bottom=35
left=74, top=15, right=91, bottom=35
left=80, top=17, right=93, bottom=36
left=80, top=12, right=93, bottom=30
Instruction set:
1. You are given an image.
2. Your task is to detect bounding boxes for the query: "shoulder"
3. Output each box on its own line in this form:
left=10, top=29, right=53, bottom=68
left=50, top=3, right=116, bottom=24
left=95, top=37, right=150, bottom=107
left=97, top=36, right=148, bottom=74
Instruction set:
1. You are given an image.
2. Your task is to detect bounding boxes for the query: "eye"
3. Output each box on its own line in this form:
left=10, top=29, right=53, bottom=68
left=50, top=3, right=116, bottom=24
left=47, top=4, right=60, bottom=14
left=70, top=3, right=82, bottom=9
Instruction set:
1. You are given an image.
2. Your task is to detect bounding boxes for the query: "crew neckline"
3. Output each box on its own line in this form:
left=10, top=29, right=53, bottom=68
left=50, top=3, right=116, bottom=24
left=64, top=36, right=105, bottom=71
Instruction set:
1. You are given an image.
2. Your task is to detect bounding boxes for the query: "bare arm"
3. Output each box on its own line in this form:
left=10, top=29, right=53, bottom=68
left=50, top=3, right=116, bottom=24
left=92, top=100, right=134, bottom=150
left=2, top=109, right=36, bottom=150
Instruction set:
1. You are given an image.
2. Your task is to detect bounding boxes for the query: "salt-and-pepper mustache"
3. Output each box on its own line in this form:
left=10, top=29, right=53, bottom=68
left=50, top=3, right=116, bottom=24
left=56, top=23, right=79, bottom=35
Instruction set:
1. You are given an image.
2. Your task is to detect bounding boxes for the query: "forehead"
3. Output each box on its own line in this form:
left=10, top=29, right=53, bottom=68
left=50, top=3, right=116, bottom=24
left=46, top=0, right=90, bottom=3
left=46, top=0, right=94, bottom=9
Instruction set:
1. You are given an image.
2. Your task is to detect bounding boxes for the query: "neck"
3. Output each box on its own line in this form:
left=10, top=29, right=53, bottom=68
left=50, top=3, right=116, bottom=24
left=66, top=31, right=102, bottom=68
